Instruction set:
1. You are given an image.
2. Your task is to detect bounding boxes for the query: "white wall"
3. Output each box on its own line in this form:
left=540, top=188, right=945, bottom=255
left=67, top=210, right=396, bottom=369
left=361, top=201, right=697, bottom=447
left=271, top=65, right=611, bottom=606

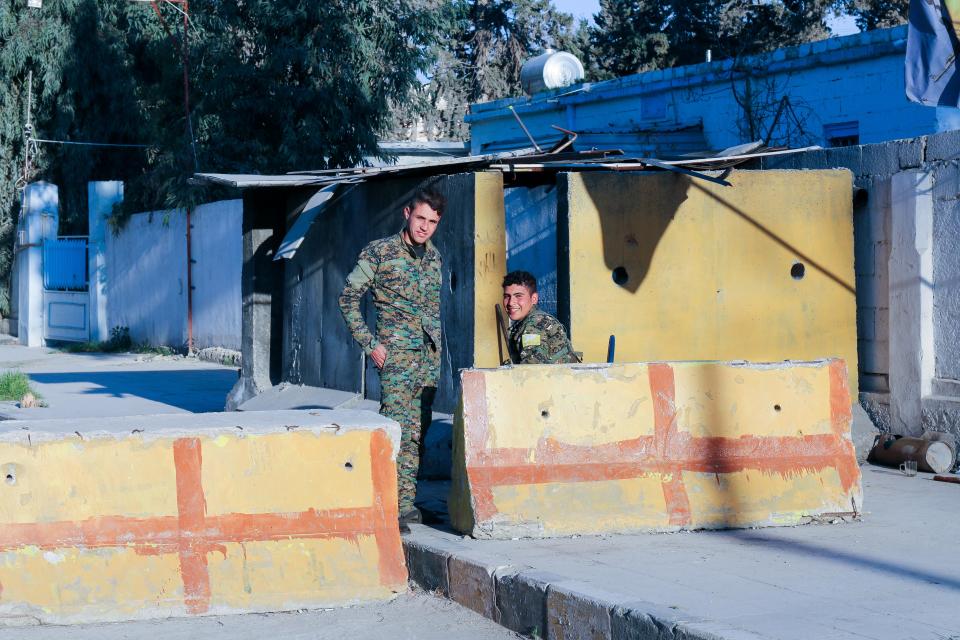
left=103, top=200, right=241, bottom=350
left=191, top=200, right=242, bottom=351
left=105, top=209, right=188, bottom=347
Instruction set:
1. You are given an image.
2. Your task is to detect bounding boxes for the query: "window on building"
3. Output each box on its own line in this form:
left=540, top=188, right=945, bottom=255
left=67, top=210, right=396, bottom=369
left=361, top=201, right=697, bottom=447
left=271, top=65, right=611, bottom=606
left=823, top=121, right=860, bottom=147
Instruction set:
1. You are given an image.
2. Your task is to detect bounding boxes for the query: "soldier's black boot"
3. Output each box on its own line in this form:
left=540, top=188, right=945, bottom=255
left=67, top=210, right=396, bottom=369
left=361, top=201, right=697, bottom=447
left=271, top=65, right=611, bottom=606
left=399, top=507, right=422, bottom=534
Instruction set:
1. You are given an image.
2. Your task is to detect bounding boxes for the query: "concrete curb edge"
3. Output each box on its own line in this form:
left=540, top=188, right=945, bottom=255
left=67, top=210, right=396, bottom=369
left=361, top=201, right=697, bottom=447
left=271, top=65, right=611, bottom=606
left=403, top=535, right=766, bottom=640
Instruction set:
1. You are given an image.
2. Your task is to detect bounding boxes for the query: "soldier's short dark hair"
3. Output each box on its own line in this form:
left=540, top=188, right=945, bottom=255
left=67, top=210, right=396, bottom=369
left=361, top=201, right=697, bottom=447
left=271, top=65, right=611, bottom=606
left=408, top=184, right=447, bottom=217
left=502, top=270, right=537, bottom=293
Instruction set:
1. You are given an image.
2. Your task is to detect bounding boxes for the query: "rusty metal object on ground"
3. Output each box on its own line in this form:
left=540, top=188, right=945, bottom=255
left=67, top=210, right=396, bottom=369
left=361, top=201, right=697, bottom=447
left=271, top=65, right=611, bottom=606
left=868, top=435, right=954, bottom=474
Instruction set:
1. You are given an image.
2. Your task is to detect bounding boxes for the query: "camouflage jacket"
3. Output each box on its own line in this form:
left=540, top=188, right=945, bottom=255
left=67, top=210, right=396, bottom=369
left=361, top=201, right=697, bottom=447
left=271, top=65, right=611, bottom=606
left=508, top=307, right=578, bottom=364
left=338, top=232, right=442, bottom=354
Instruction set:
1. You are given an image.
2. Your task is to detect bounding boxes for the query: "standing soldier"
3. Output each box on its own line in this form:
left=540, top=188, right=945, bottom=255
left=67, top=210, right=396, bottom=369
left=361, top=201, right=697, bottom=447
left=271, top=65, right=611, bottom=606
left=502, top=270, right=580, bottom=364
left=339, top=185, right=446, bottom=532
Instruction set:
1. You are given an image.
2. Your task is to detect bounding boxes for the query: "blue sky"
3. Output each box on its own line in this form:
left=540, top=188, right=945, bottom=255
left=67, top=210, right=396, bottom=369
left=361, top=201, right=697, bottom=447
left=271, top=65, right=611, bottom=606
left=550, top=0, right=859, bottom=36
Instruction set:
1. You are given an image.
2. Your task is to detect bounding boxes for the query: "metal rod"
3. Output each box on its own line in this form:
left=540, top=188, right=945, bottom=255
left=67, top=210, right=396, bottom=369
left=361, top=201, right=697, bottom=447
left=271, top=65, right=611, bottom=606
left=186, top=206, right=194, bottom=354
left=30, top=138, right=149, bottom=148
left=636, top=157, right=732, bottom=186
left=549, top=124, right=578, bottom=154
left=508, top=106, right=543, bottom=153
left=23, top=70, right=32, bottom=183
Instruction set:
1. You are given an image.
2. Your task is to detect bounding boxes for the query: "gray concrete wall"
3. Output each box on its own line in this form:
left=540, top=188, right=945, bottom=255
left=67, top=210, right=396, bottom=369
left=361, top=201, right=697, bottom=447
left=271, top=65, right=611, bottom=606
left=105, top=200, right=241, bottom=350
left=282, top=173, right=488, bottom=413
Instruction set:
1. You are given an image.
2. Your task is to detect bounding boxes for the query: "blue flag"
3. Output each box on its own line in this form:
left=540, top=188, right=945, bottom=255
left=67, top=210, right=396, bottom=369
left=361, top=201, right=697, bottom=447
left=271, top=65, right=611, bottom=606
left=906, top=0, right=960, bottom=106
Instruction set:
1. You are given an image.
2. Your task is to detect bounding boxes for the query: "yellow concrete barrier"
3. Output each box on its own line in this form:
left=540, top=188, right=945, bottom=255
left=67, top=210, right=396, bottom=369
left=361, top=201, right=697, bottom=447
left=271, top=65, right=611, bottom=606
left=0, top=411, right=406, bottom=624
left=450, top=360, right=862, bottom=539
left=559, top=170, right=859, bottom=394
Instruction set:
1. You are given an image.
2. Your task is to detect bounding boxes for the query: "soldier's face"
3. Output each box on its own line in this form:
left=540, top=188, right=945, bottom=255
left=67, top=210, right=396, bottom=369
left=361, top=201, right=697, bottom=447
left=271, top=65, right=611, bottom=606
left=503, top=284, right=538, bottom=321
left=402, top=202, right=441, bottom=246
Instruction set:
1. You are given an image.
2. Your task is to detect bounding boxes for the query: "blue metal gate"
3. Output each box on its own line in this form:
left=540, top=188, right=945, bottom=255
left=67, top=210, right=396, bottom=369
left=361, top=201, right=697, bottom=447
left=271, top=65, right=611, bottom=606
left=43, top=237, right=88, bottom=291
left=42, top=236, right=89, bottom=342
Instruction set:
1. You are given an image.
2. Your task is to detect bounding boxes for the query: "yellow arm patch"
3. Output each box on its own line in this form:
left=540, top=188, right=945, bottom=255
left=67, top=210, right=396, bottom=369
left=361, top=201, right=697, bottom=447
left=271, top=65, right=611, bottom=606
left=521, top=333, right=542, bottom=347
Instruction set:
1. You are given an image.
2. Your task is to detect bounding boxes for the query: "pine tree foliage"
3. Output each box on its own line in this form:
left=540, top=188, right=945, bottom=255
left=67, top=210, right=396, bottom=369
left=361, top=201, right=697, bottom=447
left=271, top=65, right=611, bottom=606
left=840, top=0, right=908, bottom=30
left=1, top=0, right=441, bottom=223
left=717, top=0, right=833, bottom=60
left=391, top=0, right=587, bottom=141
left=591, top=0, right=669, bottom=78
left=592, top=0, right=837, bottom=78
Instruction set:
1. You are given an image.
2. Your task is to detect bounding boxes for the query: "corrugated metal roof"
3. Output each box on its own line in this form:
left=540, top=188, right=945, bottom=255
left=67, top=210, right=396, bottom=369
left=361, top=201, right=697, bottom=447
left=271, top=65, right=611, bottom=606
left=192, top=145, right=820, bottom=191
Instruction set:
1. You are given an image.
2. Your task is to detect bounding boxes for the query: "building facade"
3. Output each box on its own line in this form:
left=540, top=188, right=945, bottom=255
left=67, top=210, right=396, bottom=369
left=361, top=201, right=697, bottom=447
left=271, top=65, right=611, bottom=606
left=468, top=25, right=959, bottom=157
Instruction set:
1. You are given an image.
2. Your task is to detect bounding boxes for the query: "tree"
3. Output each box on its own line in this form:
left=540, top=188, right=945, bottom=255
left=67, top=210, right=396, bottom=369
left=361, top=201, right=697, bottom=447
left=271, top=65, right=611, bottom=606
left=592, top=0, right=670, bottom=78
left=391, top=0, right=585, bottom=141
left=2, top=1, right=441, bottom=209
left=717, top=0, right=833, bottom=60
left=666, top=0, right=723, bottom=66
left=840, top=0, right=908, bottom=31
left=123, top=0, right=443, bottom=212
left=0, top=0, right=442, bottom=312
left=590, top=0, right=837, bottom=79
left=0, top=0, right=149, bottom=315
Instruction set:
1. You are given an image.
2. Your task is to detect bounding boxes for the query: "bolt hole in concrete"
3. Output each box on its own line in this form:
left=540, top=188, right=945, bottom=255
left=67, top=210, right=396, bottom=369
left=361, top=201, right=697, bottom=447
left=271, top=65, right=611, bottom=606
left=791, top=262, right=806, bottom=280
left=540, top=410, right=550, bottom=419
left=344, top=462, right=353, bottom=470
left=612, top=266, right=629, bottom=286
left=5, top=473, right=14, bottom=485
left=774, top=404, right=782, bottom=412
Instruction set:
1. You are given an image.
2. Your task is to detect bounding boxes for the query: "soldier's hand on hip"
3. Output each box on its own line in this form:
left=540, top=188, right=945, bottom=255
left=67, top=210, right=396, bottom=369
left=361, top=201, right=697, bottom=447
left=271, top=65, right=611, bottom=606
left=371, top=344, right=388, bottom=369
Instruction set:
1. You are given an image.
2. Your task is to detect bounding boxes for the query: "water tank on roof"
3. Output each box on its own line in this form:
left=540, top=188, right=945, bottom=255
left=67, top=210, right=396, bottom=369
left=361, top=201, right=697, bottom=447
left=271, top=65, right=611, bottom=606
left=520, top=50, right=585, bottom=95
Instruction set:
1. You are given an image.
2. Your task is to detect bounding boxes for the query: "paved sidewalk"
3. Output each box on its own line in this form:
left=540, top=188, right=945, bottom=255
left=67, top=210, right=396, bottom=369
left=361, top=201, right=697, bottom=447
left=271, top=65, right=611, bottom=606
left=0, top=343, right=238, bottom=419
left=0, top=592, right=521, bottom=640
left=405, top=468, right=960, bottom=640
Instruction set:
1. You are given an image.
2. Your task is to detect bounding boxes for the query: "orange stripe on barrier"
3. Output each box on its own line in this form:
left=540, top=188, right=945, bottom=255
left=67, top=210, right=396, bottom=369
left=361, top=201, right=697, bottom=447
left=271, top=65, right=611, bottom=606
left=0, top=433, right=405, bottom=613
left=369, top=429, right=407, bottom=587
left=463, top=371, right=498, bottom=522
left=173, top=438, right=211, bottom=614
left=829, top=359, right=860, bottom=495
left=465, top=361, right=859, bottom=524
left=649, top=363, right=691, bottom=527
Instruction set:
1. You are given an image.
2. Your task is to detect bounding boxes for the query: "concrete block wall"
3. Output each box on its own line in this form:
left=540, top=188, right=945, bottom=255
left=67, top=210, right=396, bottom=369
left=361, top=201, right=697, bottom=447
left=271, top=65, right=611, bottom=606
left=102, top=200, right=241, bottom=351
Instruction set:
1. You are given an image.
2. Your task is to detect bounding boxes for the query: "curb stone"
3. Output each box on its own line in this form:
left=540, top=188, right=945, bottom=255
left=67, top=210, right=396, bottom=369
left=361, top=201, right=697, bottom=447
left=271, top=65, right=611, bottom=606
left=402, top=536, right=765, bottom=640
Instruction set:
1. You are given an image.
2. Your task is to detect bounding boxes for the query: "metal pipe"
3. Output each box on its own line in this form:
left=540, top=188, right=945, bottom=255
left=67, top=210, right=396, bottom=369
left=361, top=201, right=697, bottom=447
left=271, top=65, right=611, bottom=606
left=186, top=206, right=194, bottom=354
left=507, top=105, right=543, bottom=153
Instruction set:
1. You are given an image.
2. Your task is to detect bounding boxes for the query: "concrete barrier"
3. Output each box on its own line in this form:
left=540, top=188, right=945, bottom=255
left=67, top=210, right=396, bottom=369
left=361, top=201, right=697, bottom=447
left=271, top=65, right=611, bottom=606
left=0, top=410, right=406, bottom=625
left=450, top=360, right=862, bottom=539
left=558, top=170, right=859, bottom=395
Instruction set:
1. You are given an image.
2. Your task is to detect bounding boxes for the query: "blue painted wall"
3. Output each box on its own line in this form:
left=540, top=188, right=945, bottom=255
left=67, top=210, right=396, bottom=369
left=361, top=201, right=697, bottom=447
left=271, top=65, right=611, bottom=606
left=504, top=185, right=559, bottom=317
left=469, top=26, right=953, bottom=156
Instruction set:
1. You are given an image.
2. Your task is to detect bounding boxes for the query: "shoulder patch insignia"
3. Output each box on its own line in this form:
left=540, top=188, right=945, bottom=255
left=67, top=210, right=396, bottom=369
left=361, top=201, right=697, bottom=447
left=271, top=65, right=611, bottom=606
left=521, top=333, right=541, bottom=347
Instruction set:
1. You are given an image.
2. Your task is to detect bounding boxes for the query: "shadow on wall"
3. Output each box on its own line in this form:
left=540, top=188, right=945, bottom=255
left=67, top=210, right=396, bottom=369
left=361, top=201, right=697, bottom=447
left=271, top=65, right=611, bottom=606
left=583, top=173, right=690, bottom=294
left=689, top=181, right=855, bottom=296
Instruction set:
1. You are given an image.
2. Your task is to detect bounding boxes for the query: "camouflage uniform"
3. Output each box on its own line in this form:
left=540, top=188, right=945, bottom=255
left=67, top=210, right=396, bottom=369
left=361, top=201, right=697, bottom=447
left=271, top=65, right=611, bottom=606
left=339, top=232, right=441, bottom=514
left=508, top=306, right=579, bottom=364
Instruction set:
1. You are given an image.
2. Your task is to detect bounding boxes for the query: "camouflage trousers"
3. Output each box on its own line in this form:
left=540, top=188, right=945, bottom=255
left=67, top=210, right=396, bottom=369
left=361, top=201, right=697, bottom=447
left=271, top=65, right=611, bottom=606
left=378, top=345, right=437, bottom=514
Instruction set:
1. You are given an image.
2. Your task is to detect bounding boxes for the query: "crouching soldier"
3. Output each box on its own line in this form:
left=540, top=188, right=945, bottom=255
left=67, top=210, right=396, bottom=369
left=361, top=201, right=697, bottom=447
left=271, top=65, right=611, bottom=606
left=502, top=270, right=580, bottom=364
